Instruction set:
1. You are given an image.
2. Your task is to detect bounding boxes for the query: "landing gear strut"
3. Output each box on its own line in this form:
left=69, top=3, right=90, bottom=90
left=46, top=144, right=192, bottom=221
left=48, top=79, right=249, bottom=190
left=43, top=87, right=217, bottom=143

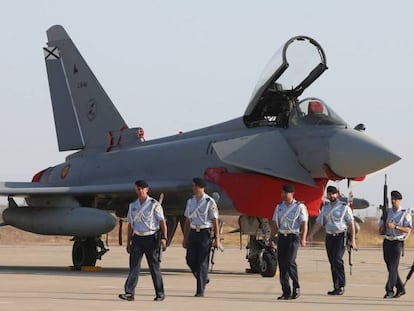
left=246, top=235, right=278, bottom=277
left=72, top=237, right=109, bottom=270
left=240, top=215, right=278, bottom=277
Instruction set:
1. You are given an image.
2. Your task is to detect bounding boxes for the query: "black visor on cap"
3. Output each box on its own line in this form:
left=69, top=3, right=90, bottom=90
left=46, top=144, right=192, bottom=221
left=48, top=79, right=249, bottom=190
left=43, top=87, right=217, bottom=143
left=193, top=177, right=206, bottom=188
left=282, top=184, right=295, bottom=193
left=327, top=185, right=338, bottom=193
left=135, top=180, right=149, bottom=188
left=391, top=190, right=402, bottom=200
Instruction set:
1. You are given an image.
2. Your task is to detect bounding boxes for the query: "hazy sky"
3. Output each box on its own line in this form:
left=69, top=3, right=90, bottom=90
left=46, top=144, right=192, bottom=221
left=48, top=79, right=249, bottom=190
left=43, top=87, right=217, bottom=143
left=1, top=1, right=413, bottom=209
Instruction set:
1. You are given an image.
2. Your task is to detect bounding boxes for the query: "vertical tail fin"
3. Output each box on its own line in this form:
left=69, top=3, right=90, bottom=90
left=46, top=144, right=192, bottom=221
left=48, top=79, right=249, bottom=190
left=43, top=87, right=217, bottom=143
left=44, top=25, right=127, bottom=151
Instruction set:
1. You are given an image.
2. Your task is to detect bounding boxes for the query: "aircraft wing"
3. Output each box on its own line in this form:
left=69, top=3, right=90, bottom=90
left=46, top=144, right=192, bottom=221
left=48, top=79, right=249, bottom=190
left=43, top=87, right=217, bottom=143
left=0, top=180, right=189, bottom=196
left=212, top=131, right=316, bottom=186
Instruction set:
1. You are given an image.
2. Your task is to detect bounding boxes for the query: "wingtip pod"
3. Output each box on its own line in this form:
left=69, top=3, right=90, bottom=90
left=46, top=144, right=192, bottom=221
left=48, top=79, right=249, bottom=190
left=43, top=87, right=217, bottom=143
left=46, top=25, right=70, bottom=43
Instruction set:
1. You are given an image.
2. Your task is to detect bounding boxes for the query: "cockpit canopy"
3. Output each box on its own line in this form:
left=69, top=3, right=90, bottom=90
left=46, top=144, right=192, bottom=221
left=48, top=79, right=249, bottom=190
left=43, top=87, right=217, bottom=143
left=244, top=36, right=338, bottom=128
left=290, top=97, right=347, bottom=127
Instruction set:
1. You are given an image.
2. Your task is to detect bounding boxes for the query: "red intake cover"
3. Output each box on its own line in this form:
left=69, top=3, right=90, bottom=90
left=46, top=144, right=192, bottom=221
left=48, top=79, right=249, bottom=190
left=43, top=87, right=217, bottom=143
left=205, top=167, right=327, bottom=218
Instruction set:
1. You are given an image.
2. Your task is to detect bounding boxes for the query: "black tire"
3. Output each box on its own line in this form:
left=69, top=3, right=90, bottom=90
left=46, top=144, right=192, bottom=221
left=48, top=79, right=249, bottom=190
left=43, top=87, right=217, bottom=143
left=248, top=256, right=260, bottom=273
left=260, top=252, right=277, bottom=277
left=72, top=239, right=98, bottom=270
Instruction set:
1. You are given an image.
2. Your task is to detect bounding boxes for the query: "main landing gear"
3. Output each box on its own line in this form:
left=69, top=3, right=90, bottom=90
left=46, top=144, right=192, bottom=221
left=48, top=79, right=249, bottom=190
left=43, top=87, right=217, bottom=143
left=72, top=237, right=109, bottom=270
left=239, top=215, right=278, bottom=277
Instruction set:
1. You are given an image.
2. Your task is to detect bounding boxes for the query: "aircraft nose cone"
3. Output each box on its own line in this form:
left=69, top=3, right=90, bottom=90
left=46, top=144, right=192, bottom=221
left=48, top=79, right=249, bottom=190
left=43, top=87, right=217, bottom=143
left=329, top=130, right=400, bottom=178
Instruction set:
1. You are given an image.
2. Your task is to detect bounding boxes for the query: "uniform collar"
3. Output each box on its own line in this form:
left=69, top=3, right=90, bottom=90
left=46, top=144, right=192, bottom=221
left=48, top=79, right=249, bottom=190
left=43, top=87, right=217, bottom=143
left=284, top=199, right=296, bottom=206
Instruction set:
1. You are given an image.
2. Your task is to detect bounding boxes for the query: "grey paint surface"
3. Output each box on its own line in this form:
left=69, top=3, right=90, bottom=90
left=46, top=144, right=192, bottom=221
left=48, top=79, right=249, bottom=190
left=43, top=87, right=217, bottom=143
left=0, top=27, right=400, bottom=238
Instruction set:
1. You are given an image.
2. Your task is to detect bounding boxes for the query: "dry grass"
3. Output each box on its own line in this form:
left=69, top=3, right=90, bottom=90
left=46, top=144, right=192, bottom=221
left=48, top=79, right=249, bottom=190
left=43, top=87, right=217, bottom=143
left=0, top=215, right=413, bottom=248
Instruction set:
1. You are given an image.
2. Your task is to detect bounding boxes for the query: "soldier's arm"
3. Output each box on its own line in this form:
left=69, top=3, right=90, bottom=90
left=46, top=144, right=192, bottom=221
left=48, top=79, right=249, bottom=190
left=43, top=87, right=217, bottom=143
left=269, top=220, right=278, bottom=240
left=126, top=223, right=133, bottom=253
left=393, top=223, right=412, bottom=234
left=301, top=221, right=308, bottom=246
left=182, top=217, right=191, bottom=248
left=159, top=219, right=167, bottom=248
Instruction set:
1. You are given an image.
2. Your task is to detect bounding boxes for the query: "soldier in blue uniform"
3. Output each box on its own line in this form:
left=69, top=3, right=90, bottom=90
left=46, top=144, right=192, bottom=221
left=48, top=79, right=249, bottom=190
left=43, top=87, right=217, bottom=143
left=379, top=190, right=412, bottom=299
left=270, top=184, right=308, bottom=300
left=308, top=185, right=356, bottom=296
left=182, top=177, right=221, bottom=297
left=119, top=180, right=168, bottom=302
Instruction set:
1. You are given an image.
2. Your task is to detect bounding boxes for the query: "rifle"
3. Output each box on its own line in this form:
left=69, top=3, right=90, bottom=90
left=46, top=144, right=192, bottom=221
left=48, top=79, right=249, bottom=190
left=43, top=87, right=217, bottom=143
left=155, top=193, right=166, bottom=263
left=379, top=175, right=389, bottom=235
left=346, top=232, right=353, bottom=275
left=209, top=219, right=224, bottom=272
left=404, top=261, right=414, bottom=286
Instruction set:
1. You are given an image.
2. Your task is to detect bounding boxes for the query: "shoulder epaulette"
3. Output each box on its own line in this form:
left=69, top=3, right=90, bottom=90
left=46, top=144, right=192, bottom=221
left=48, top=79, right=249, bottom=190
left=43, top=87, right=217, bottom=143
left=206, top=197, right=211, bottom=202
left=150, top=199, right=156, bottom=203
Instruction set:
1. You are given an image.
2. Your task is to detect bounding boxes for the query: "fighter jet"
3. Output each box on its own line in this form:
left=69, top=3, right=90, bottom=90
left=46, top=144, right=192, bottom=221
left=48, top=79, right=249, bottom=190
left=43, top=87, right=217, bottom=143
left=0, top=26, right=400, bottom=269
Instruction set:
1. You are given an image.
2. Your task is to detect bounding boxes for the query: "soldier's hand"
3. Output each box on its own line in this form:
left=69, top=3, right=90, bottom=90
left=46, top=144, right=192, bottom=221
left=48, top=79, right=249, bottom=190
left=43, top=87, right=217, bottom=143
left=161, top=239, right=167, bottom=251
left=351, top=239, right=357, bottom=250
left=386, top=221, right=395, bottom=229
left=126, top=243, right=131, bottom=254
left=214, top=238, right=224, bottom=252
left=182, top=239, right=187, bottom=249
left=213, top=236, right=220, bottom=248
left=301, top=238, right=307, bottom=247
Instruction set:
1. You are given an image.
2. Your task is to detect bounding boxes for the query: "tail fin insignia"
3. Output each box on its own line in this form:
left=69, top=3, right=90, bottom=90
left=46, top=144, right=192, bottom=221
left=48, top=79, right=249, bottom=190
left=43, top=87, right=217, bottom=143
left=44, top=25, right=128, bottom=152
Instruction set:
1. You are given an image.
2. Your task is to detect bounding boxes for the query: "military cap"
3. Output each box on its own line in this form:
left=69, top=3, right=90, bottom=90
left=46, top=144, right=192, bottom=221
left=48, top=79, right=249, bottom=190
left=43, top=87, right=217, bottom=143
left=193, top=177, right=206, bottom=188
left=135, top=180, right=149, bottom=188
left=282, top=184, right=295, bottom=193
left=391, top=190, right=403, bottom=200
left=327, top=185, right=338, bottom=193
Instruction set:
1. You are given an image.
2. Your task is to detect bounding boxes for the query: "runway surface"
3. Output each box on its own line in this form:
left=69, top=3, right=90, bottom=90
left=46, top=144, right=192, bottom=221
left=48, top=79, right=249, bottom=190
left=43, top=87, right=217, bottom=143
left=0, top=244, right=413, bottom=310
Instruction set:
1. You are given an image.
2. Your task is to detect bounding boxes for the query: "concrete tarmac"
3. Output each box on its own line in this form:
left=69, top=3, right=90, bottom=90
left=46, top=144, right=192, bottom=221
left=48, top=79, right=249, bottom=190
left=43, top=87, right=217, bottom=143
left=0, top=244, right=413, bottom=310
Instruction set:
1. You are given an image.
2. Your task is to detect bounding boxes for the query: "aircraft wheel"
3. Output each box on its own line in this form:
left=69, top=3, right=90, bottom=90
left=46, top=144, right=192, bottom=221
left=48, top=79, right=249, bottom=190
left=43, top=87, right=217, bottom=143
left=260, top=252, right=277, bottom=277
left=248, top=257, right=260, bottom=273
left=72, top=239, right=98, bottom=270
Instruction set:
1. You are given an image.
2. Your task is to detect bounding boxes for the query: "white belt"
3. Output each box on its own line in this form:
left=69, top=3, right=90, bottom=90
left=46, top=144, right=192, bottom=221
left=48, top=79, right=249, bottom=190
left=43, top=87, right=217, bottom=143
left=279, top=230, right=299, bottom=234
left=190, top=225, right=211, bottom=232
left=384, top=235, right=405, bottom=241
left=326, top=231, right=345, bottom=235
left=134, top=230, right=156, bottom=236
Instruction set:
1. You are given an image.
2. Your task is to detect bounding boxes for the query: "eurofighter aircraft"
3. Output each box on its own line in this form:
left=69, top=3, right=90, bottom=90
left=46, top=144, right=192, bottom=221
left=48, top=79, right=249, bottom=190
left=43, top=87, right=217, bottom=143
left=0, top=25, right=400, bottom=269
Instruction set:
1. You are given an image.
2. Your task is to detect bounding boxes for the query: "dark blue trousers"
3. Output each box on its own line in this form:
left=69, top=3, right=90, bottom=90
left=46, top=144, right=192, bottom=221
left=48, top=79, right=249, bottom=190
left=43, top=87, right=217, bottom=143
left=277, top=234, right=300, bottom=296
left=124, top=234, right=164, bottom=297
left=186, top=229, right=211, bottom=295
left=383, top=239, right=404, bottom=294
left=325, top=233, right=346, bottom=290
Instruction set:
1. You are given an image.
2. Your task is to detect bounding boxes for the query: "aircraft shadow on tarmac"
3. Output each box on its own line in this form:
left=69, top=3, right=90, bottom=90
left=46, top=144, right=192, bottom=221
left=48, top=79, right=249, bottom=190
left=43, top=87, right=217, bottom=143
left=0, top=266, right=248, bottom=277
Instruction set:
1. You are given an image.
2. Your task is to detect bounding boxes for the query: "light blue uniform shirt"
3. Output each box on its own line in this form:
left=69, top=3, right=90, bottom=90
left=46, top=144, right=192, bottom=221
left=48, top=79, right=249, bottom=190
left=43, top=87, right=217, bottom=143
left=272, top=199, right=308, bottom=234
left=316, top=200, right=353, bottom=233
left=184, top=193, right=218, bottom=228
left=127, top=196, right=165, bottom=232
left=379, top=206, right=412, bottom=238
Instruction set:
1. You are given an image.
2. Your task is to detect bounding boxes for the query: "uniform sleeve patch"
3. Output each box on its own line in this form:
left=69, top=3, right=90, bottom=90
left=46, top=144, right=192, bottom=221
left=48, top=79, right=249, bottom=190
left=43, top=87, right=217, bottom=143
left=209, top=203, right=218, bottom=211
